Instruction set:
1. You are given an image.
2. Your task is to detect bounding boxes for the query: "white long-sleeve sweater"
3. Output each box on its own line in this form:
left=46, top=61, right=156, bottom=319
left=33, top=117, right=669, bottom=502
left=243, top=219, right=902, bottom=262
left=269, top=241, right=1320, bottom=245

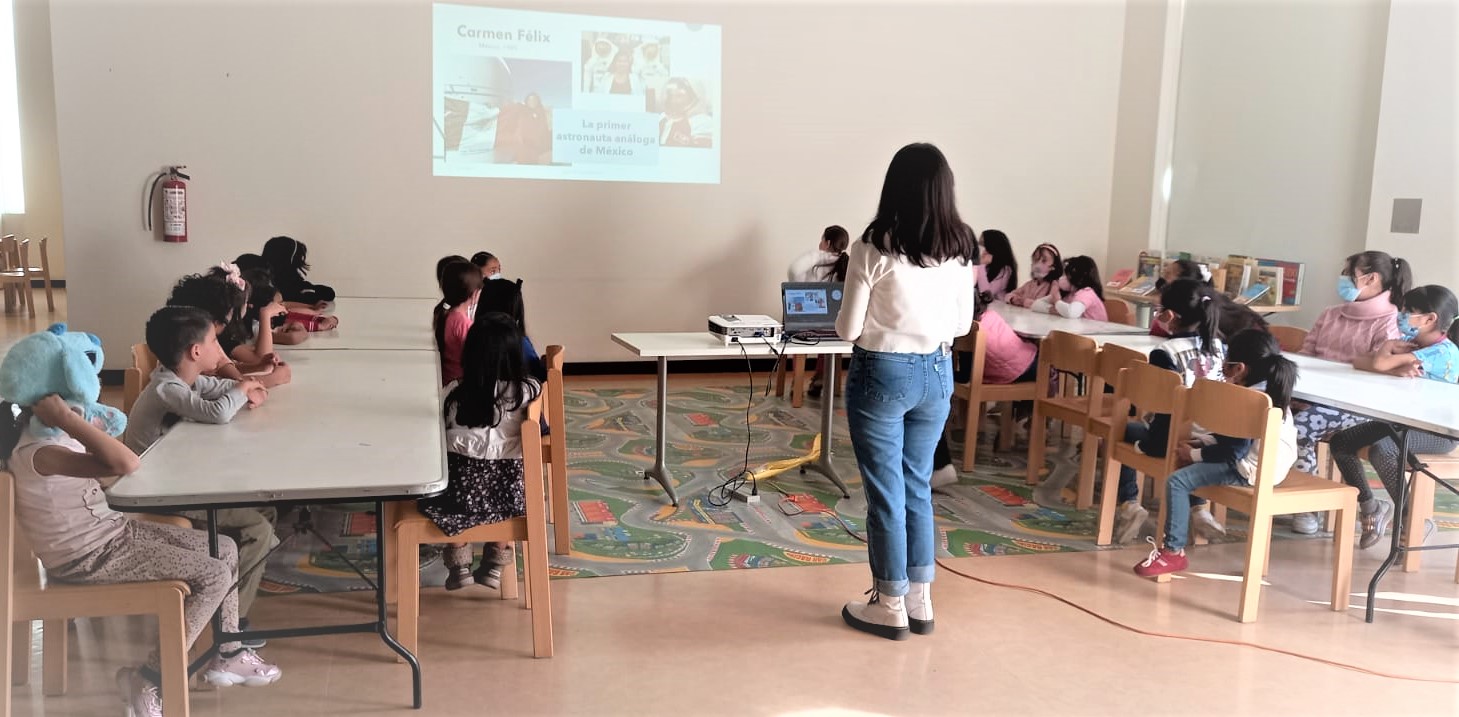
left=834, top=238, right=977, bottom=354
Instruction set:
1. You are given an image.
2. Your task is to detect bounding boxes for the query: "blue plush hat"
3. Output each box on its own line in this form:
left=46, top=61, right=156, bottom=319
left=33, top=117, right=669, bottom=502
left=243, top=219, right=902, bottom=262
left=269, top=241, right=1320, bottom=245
left=0, top=323, right=126, bottom=438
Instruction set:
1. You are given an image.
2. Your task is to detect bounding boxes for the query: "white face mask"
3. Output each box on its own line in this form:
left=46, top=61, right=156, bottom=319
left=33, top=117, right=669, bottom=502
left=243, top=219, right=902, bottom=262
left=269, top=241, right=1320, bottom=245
left=487, top=272, right=503, bottom=281
left=1031, top=263, right=1051, bottom=280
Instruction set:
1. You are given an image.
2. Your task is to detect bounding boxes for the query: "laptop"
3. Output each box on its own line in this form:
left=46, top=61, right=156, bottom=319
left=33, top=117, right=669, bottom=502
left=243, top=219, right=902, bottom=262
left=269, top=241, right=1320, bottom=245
left=781, top=282, right=844, bottom=339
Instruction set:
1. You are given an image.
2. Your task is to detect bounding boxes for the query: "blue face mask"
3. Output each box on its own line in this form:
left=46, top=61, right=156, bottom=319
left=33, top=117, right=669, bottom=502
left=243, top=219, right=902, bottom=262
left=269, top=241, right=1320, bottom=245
left=1397, top=314, right=1421, bottom=341
left=1336, top=275, right=1361, bottom=302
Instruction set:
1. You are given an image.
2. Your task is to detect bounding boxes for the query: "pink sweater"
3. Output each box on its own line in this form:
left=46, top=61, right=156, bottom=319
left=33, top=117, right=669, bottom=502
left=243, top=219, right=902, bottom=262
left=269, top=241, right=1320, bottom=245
left=1300, top=291, right=1400, bottom=362
left=977, top=265, right=1013, bottom=301
left=979, top=309, right=1039, bottom=384
left=1006, top=279, right=1056, bottom=307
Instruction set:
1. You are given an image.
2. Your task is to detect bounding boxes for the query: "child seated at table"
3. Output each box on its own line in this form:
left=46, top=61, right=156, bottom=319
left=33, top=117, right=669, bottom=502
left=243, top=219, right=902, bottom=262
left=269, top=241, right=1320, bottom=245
left=1134, top=329, right=1298, bottom=577
left=419, top=312, right=541, bottom=591
left=976, top=230, right=1018, bottom=304
left=472, top=251, right=503, bottom=280
left=435, top=260, right=483, bottom=385
left=1030, top=255, right=1108, bottom=321
left=262, top=236, right=335, bottom=309
left=168, top=271, right=289, bottom=388
left=1005, top=243, right=1061, bottom=308
left=1329, top=284, right=1459, bottom=549
left=124, top=307, right=280, bottom=633
left=478, top=278, right=547, bottom=382
left=0, top=330, right=281, bottom=717
left=236, top=269, right=308, bottom=353
left=1112, top=279, right=1227, bottom=543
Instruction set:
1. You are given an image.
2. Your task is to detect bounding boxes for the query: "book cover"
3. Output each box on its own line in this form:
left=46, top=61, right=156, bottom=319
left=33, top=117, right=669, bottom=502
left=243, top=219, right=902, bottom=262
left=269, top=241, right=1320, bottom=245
left=1137, top=251, right=1164, bottom=278
left=1106, top=269, right=1134, bottom=288
left=1236, top=283, right=1270, bottom=305
left=1123, top=276, right=1158, bottom=296
left=1222, top=255, right=1254, bottom=296
left=1257, top=259, right=1303, bottom=305
left=1251, top=265, right=1283, bottom=307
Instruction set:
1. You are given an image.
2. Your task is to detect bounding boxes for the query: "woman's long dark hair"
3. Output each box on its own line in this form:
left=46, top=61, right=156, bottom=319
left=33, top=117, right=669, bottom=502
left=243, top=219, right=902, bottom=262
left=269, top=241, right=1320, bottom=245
left=445, top=312, right=530, bottom=429
left=240, top=268, right=278, bottom=338
left=263, top=236, right=310, bottom=278
left=861, top=143, right=977, bottom=267
left=981, top=230, right=1018, bottom=287
left=1159, top=279, right=1221, bottom=356
left=1401, top=285, right=1459, bottom=343
left=1345, top=251, right=1412, bottom=308
left=1226, top=329, right=1297, bottom=412
left=814, top=225, right=850, bottom=282
left=478, top=277, right=529, bottom=337
left=437, top=255, right=468, bottom=288
left=168, top=273, right=247, bottom=347
left=0, top=401, right=29, bottom=464
left=434, top=262, right=483, bottom=354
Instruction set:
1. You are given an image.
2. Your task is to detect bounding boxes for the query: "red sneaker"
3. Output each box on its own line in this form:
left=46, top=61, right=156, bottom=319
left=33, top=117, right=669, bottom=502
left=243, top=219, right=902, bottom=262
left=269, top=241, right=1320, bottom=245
left=1133, top=537, right=1187, bottom=578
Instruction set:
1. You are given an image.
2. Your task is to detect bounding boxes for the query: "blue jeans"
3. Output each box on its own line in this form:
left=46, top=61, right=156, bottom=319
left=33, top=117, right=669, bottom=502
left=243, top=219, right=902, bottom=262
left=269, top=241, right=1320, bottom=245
left=1162, top=461, right=1246, bottom=551
left=845, top=345, right=952, bottom=597
left=1117, top=422, right=1205, bottom=508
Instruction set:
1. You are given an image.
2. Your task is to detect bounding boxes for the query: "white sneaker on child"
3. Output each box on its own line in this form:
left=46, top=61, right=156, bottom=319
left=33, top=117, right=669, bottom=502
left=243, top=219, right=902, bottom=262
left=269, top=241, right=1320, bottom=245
left=930, top=464, right=958, bottom=491
left=1190, top=506, right=1227, bottom=540
left=204, top=648, right=282, bottom=687
left=116, top=668, right=163, bottom=717
left=1113, top=501, right=1149, bottom=545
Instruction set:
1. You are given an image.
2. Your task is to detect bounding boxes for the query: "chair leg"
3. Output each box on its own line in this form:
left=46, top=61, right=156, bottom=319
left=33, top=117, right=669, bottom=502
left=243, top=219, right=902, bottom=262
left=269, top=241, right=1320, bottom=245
left=397, top=531, right=421, bottom=660
left=157, top=592, right=190, bottom=717
left=774, top=357, right=787, bottom=398
left=1026, top=403, right=1046, bottom=485
left=501, top=543, right=520, bottom=602
left=383, top=503, right=399, bottom=606
left=42, top=280, right=54, bottom=313
left=1238, top=514, right=1274, bottom=623
left=21, top=281, right=34, bottom=319
left=522, top=542, right=533, bottom=610
left=996, top=402, right=1015, bottom=453
left=1318, top=442, right=1339, bottom=533
left=1075, top=429, right=1098, bottom=509
left=790, top=355, right=807, bottom=409
left=552, top=465, right=572, bottom=556
left=1332, top=502, right=1356, bottom=613
left=1403, top=473, right=1435, bottom=572
left=1096, top=455, right=1121, bottom=546
left=41, top=619, right=65, bottom=696
left=524, top=539, right=554, bottom=658
left=10, top=619, right=29, bottom=687
left=961, top=400, right=984, bottom=472
left=1153, top=480, right=1169, bottom=550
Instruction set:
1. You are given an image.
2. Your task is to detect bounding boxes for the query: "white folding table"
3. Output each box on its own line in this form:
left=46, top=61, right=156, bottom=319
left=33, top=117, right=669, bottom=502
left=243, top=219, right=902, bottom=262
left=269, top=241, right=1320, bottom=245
left=990, top=302, right=1149, bottom=339
left=108, top=349, right=447, bottom=708
left=611, top=332, right=855, bottom=506
left=280, top=297, right=440, bottom=352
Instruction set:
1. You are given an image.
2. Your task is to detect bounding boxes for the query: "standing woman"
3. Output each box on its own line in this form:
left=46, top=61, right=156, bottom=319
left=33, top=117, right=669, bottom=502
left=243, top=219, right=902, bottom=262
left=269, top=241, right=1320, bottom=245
left=835, top=143, right=978, bottom=640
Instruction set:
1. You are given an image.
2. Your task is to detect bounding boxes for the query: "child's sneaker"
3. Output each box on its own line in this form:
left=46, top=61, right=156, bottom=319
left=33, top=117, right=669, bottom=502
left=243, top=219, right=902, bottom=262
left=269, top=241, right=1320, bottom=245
left=1358, top=500, right=1393, bottom=549
left=930, top=464, right=958, bottom=491
left=116, top=667, right=163, bottom=717
left=1133, top=537, right=1187, bottom=578
left=204, top=648, right=282, bottom=687
left=443, top=544, right=475, bottom=591
left=1113, top=501, right=1149, bottom=544
left=1291, top=512, right=1321, bottom=535
left=474, top=543, right=515, bottom=590
left=1190, top=506, right=1227, bottom=540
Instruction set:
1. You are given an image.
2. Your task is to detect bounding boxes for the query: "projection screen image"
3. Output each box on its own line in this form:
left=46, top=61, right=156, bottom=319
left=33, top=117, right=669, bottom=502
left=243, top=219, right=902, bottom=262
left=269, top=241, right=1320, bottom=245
left=433, top=3, right=723, bottom=184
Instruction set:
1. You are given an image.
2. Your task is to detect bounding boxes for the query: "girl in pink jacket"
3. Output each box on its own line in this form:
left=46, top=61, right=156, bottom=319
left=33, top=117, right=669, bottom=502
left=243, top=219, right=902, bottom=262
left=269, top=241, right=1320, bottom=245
left=1005, top=243, right=1062, bottom=308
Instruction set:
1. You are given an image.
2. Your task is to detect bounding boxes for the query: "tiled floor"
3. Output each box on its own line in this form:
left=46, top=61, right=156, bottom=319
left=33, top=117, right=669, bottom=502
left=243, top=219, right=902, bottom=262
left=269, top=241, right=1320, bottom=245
left=9, top=291, right=1459, bottom=715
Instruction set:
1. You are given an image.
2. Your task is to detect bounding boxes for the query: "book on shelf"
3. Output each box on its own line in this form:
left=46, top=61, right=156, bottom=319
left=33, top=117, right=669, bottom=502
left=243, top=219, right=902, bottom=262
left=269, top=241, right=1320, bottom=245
left=1136, top=251, right=1164, bottom=278
left=1106, top=269, right=1134, bottom=288
left=1235, top=282, right=1271, bottom=305
left=1221, top=255, right=1256, bottom=296
left=1256, top=258, right=1304, bottom=305
left=1249, top=265, right=1283, bottom=306
left=1122, top=275, right=1159, bottom=296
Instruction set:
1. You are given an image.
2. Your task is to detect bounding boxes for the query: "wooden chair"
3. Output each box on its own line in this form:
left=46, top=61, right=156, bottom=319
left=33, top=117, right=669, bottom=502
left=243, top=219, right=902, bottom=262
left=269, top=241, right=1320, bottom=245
left=390, top=399, right=553, bottom=659
left=1103, top=298, right=1135, bottom=326
left=952, top=322, right=1039, bottom=470
left=1070, top=344, right=1149, bottom=508
left=1184, top=379, right=1358, bottom=622
left=1319, top=443, right=1459, bottom=573
left=774, top=355, right=809, bottom=408
left=1025, top=332, right=1098, bottom=490
left=123, top=344, right=160, bottom=414
left=1096, top=362, right=1187, bottom=546
left=1269, top=326, right=1308, bottom=354
left=2, top=473, right=192, bottom=715
left=540, top=346, right=571, bottom=556
left=0, top=236, right=36, bottom=318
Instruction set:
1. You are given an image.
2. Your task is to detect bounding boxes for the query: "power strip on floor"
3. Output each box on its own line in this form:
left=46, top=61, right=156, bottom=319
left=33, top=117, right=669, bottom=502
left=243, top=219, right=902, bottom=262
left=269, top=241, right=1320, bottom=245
left=731, top=483, right=761, bottom=503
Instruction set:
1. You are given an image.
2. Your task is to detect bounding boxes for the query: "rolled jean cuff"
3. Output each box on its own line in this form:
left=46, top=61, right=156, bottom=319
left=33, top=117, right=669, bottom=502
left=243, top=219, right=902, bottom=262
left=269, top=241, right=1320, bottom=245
left=907, top=564, right=935, bottom=584
left=875, top=577, right=909, bottom=598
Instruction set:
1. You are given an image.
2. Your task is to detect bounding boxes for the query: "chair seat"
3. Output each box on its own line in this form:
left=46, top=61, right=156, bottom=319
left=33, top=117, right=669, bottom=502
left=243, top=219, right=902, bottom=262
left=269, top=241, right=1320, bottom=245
left=1109, top=443, right=1168, bottom=478
left=1195, top=470, right=1358, bottom=514
left=392, top=502, right=525, bottom=544
left=16, top=580, right=190, bottom=620
left=953, top=381, right=1037, bottom=402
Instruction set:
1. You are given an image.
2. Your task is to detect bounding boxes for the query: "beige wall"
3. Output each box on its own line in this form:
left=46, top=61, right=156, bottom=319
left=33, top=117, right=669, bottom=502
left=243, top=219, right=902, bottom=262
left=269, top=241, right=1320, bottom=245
left=11, top=0, right=64, bottom=278
left=44, top=0, right=1128, bottom=366
left=1165, top=0, right=1390, bottom=327
left=1105, top=0, right=1169, bottom=275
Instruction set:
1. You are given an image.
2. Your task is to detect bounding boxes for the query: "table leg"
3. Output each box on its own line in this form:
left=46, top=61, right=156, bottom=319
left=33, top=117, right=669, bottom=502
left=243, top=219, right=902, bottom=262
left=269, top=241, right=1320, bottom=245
left=799, top=355, right=852, bottom=498
left=373, top=500, right=423, bottom=709
left=642, top=357, right=679, bottom=506
left=1366, top=425, right=1410, bottom=623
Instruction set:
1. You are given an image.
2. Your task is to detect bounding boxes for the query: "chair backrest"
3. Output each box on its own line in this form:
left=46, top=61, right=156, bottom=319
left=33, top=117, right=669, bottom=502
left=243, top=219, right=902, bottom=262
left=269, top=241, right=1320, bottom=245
left=1269, top=325, right=1308, bottom=354
left=1111, top=362, right=1188, bottom=457
left=0, top=471, right=42, bottom=593
left=951, top=322, right=986, bottom=385
left=0, top=235, right=17, bottom=271
left=542, top=345, right=567, bottom=458
left=1093, top=343, right=1148, bottom=396
left=1036, top=331, right=1098, bottom=396
left=520, top=398, right=547, bottom=522
left=133, top=343, right=159, bottom=376
left=15, top=239, right=32, bottom=279
left=1175, top=379, right=1283, bottom=492
left=1103, top=298, right=1135, bottom=326
left=37, top=237, right=49, bottom=274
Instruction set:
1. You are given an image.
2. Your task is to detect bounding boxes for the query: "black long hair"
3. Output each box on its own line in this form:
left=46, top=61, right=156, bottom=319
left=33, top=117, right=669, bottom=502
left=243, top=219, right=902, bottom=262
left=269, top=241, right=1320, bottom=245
left=263, top=236, right=310, bottom=278
left=478, top=277, right=528, bottom=337
left=1401, top=285, right=1459, bottom=344
left=470, top=252, right=498, bottom=270
left=814, top=225, right=850, bottom=282
left=1159, top=279, right=1221, bottom=356
left=861, top=143, right=977, bottom=268
left=436, top=255, right=468, bottom=288
left=434, top=262, right=482, bottom=354
left=445, top=312, right=530, bottom=429
left=1157, top=259, right=1211, bottom=290
left=980, top=230, right=1018, bottom=287
left=168, top=273, right=247, bottom=347
left=1345, top=250, right=1413, bottom=308
left=0, top=401, right=30, bottom=464
left=1062, top=256, right=1104, bottom=301
left=240, top=268, right=278, bottom=337
left=1226, top=328, right=1297, bottom=413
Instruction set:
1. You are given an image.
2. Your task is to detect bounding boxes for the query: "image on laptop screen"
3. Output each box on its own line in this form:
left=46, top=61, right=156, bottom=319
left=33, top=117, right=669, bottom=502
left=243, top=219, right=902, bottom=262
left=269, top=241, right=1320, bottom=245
left=785, top=288, right=829, bottom=316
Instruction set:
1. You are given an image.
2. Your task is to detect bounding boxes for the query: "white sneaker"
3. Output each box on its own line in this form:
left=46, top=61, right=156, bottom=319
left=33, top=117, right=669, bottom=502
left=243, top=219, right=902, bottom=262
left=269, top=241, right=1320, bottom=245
left=930, top=464, right=958, bottom=491
left=842, top=590, right=909, bottom=640
left=116, top=668, right=163, bottom=717
left=1292, top=512, right=1321, bottom=535
left=204, top=648, right=282, bottom=687
left=1190, top=506, right=1227, bottom=540
left=906, top=582, right=934, bottom=635
left=1113, top=501, right=1149, bottom=545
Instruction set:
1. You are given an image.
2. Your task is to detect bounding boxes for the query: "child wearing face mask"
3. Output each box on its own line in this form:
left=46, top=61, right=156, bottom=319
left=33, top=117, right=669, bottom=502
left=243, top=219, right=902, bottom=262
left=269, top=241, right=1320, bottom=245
left=1005, top=243, right=1062, bottom=308
left=1029, top=256, right=1107, bottom=321
left=1328, top=285, right=1459, bottom=549
left=1283, top=251, right=1412, bottom=535
left=472, top=252, right=503, bottom=281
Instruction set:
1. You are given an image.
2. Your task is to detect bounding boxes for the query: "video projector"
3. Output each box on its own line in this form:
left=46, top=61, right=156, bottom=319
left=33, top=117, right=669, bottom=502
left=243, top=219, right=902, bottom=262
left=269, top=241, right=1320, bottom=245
left=708, top=314, right=781, bottom=345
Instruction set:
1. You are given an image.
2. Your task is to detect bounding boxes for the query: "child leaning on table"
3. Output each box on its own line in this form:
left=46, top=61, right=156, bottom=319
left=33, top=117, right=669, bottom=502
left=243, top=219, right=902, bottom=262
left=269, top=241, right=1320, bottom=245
left=124, top=306, right=281, bottom=631
left=0, top=329, right=280, bottom=717
left=1029, top=255, right=1108, bottom=321
left=1329, top=284, right=1459, bottom=550
left=1134, top=329, right=1299, bottom=577
left=168, top=270, right=292, bottom=389
left=418, top=312, right=542, bottom=591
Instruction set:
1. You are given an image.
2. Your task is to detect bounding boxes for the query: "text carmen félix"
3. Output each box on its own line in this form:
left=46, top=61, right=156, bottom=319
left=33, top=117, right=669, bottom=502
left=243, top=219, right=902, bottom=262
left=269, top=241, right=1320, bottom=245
left=458, top=26, right=551, bottom=42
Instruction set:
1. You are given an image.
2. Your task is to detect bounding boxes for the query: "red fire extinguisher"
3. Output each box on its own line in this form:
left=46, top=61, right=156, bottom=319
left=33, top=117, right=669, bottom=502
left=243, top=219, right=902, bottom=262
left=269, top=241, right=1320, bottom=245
left=145, top=166, right=190, bottom=243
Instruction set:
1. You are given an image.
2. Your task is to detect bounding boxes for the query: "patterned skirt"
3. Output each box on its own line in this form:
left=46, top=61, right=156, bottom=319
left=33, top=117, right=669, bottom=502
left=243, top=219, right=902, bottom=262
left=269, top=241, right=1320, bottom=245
left=417, top=454, right=526, bottom=537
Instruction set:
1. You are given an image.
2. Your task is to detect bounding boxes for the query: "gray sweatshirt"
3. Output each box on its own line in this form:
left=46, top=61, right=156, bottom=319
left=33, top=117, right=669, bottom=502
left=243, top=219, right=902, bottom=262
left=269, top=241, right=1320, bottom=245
left=123, top=364, right=249, bottom=454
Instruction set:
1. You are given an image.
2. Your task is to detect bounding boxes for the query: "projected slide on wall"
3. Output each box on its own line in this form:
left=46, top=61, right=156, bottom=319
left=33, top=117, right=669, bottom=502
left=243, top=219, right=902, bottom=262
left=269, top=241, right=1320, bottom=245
left=432, top=4, right=722, bottom=184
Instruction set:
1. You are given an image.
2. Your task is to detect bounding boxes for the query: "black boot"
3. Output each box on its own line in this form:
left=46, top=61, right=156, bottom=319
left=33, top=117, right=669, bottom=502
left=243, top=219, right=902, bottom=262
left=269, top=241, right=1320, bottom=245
left=443, top=545, right=474, bottom=591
